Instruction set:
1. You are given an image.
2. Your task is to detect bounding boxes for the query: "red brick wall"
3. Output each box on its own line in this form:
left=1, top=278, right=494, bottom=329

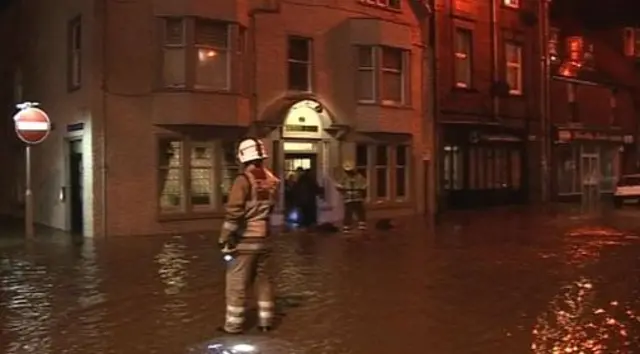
left=435, top=0, right=541, bottom=122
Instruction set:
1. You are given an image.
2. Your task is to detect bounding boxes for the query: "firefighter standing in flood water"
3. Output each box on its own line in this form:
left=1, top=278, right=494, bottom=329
left=218, top=138, right=280, bottom=334
left=336, top=161, right=367, bottom=233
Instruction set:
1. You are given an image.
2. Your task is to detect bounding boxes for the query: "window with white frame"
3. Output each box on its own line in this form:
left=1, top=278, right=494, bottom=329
left=68, top=16, right=82, bottom=90
left=355, top=144, right=410, bottom=202
left=505, top=42, right=523, bottom=95
left=288, top=36, right=312, bottom=91
left=359, top=0, right=401, bottom=10
left=503, top=0, right=519, bottom=9
left=374, top=145, right=389, bottom=199
left=356, top=46, right=376, bottom=102
left=161, top=18, right=236, bottom=91
left=454, top=28, right=472, bottom=88
left=356, top=46, right=408, bottom=104
left=394, top=146, right=409, bottom=199
left=162, top=18, right=187, bottom=87
left=381, top=47, right=405, bottom=103
left=158, top=138, right=239, bottom=215
left=194, top=20, right=230, bottom=90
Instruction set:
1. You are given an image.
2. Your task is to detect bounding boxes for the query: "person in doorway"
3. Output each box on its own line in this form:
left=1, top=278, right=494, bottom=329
left=293, top=168, right=322, bottom=230
left=336, top=161, right=367, bottom=233
left=218, top=137, right=280, bottom=334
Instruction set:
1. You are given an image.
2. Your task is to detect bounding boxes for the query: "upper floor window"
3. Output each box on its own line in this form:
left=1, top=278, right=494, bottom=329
left=287, top=37, right=312, bottom=92
left=454, top=28, right=472, bottom=88
left=195, top=20, right=230, bottom=89
left=359, top=0, right=401, bottom=10
left=503, top=0, right=519, bottom=9
left=67, top=16, right=82, bottom=90
left=161, top=17, right=237, bottom=91
left=623, top=28, right=640, bottom=58
left=505, top=42, right=523, bottom=95
left=356, top=46, right=409, bottom=105
left=549, top=27, right=560, bottom=63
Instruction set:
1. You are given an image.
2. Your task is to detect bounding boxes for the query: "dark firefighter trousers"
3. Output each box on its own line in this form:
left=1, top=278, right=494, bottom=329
left=224, top=250, right=275, bottom=333
left=343, top=201, right=366, bottom=230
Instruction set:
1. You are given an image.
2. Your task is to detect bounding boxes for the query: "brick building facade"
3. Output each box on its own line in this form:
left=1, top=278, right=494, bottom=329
left=435, top=0, right=544, bottom=209
left=0, top=0, right=434, bottom=236
left=547, top=16, right=640, bottom=202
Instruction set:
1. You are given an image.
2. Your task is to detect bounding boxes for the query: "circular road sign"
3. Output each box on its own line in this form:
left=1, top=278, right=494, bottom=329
left=13, top=106, right=51, bottom=144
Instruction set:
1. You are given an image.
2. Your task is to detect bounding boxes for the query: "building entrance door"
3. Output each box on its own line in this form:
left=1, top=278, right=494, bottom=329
left=283, top=153, right=318, bottom=225
left=581, top=153, right=600, bottom=207
left=68, top=140, right=84, bottom=234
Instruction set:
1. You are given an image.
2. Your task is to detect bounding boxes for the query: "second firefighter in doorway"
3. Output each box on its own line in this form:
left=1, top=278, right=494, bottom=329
left=336, top=161, right=367, bottom=232
left=218, top=138, right=280, bottom=334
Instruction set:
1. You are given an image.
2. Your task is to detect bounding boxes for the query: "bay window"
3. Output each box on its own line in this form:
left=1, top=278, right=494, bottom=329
left=355, top=144, right=410, bottom=202
left=356, top=45, right=409, bottom=105
left=161, top=17, right=240, bottom=91
left=375, top=146, right=389, bottom=198
left=158, top=138, right=240, bottom=216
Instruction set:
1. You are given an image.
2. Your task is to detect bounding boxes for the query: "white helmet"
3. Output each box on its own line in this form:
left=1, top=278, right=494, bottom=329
left=237, top=138, right=268, bottom=163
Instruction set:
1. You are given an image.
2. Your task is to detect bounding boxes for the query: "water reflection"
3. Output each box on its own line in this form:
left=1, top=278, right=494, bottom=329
left=562, top=226, right=633, bottom=267
left=1, top=258, right=53, bottom=354
left=154, top=236, right=189, bottom=296
left=532, top=277, right=639, bottom=353
left=154, top=236, right=191, bottom=334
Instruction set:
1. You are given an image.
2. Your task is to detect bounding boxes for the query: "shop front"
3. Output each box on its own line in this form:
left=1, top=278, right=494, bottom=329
left=441, top=123, right=527, bottom=209
left=552, top=126, right=634, bottom=202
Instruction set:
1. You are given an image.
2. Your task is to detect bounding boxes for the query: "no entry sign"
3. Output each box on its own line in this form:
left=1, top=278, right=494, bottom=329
left=13, top=105, right=51, bottom=144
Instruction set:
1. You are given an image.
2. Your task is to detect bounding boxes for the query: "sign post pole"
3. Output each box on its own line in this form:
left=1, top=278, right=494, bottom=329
left=25, top=145, right=34, bottom=238
left=13, top=101, right=51, bottom=239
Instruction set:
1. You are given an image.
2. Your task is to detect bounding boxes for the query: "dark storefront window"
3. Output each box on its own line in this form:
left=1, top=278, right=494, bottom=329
left=556, top=144, right=620, bottom=195
left=443, top=145, right=463, bottom=190
left=467, top=145, right=521, bottom=190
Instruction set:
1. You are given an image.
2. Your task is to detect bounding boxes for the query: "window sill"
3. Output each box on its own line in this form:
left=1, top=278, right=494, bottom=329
left=155, top=87, right=243, bottom=96
left=451, top=86, right=478, bottom=93
left=357, top=101, right=412, bottom=110
left=158, top=210, right=224, bottom=222
left=501, top=4, right=520, bottom=10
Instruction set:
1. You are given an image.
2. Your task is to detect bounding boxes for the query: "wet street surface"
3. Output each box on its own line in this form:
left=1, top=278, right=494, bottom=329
left=1, top=206, right=639, bottom=353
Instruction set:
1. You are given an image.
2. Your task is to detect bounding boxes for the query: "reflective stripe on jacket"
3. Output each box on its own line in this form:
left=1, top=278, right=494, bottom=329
left=220, top=165, right=279, bottom=252
left=337, top=173, right=367, bottom=203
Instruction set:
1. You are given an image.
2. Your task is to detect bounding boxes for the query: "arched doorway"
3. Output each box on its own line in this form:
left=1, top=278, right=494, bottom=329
left=264, top=98, right=345, bottom=226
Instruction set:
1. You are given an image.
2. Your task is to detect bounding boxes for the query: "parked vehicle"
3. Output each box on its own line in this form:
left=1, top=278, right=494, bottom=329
left=613, top=174, right=640, bottom=207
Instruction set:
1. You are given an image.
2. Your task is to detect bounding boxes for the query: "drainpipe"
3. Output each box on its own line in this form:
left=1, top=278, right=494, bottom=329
left=100, top=0, right=108, bottom=237
left=426, top=0, right=438, bottom=217
left=490, top=0, right=500, bottom=121
left=539, top=0, right=551, bottom=202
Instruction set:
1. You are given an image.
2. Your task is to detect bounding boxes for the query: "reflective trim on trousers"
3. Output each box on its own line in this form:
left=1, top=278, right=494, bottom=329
left=236, top=242, right=268, bottom=252
left=222, top=221, right=239, bottom=232
left=224, top=305, right=245, bottom=332
left=257, top=301, right=275, bottom=326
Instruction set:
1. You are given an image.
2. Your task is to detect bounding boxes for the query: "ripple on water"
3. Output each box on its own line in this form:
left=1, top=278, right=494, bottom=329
left=532, top=277, right=640, bottom=353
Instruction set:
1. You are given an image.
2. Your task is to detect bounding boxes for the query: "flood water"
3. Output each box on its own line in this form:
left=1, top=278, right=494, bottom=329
left=0, top=207, right=639, bottom=353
